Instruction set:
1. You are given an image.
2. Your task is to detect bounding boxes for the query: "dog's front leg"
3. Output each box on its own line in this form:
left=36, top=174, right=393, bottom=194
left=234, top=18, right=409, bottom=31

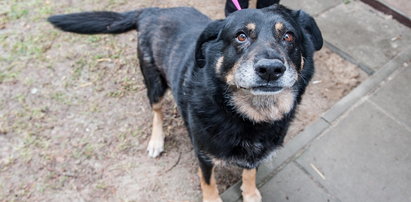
left=241, top=168, right=262, bottom=202
left=198, top=156, right=222, bottom=202
left=147, top=102, right=164, bottom=158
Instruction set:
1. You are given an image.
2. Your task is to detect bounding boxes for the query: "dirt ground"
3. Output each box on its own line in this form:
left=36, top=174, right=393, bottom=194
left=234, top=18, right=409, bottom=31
left=0, top=0, right=367, bottom=201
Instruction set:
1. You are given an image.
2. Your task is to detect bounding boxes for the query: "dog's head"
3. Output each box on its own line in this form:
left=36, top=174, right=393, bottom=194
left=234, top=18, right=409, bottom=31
left=195, top=5, right=322, bottom=122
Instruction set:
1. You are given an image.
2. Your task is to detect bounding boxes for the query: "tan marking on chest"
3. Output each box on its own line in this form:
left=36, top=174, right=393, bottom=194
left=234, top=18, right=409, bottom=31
left=231, top=89, right=295, bottom=122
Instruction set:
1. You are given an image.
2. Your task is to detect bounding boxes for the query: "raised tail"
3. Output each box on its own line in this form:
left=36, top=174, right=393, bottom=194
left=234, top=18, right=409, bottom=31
left=47, top=10, right=143, bottom=34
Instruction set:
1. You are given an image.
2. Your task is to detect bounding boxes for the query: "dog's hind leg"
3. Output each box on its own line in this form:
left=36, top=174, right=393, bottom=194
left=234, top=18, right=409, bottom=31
left=198, top=155, right=222, bottom=202
left=241, top=168, right=262, bottom=202
left=138, top=49, right=168, bottom=158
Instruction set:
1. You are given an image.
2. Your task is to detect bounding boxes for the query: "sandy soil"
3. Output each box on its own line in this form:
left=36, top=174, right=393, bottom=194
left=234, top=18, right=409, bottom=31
left=0, top=0, right=367, bottom=201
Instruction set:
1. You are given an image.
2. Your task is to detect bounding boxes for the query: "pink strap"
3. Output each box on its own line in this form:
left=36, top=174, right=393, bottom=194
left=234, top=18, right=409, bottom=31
left=232, top=0, right=242, bottom=10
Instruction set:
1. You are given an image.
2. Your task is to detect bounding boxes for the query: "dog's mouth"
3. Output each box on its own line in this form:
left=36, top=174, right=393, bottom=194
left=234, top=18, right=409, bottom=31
left=239, top=85, right=284, bottom=95
left=251, top=86, right=283, bottom=95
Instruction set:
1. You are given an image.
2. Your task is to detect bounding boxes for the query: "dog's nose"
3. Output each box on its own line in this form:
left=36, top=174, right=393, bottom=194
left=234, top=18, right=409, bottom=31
left=254, top=59, right=286, bottom=81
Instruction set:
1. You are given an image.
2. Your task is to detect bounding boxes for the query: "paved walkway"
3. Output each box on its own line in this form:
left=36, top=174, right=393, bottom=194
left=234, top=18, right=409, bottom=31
left=222, top=0, right=411, bottom=201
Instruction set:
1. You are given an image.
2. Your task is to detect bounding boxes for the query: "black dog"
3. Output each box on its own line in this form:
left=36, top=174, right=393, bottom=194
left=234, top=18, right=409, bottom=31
left=48, top=4, right=322, bottom=202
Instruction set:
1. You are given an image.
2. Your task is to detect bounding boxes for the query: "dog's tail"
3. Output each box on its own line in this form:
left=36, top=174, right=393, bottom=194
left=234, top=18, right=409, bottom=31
left=47, top=10, right=144, bottom=34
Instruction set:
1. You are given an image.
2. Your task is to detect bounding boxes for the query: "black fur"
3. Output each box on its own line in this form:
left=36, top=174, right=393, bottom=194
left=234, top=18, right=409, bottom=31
left=48, top=11, right=140, bottom=34
left=49, top=5, right=322, bottom=185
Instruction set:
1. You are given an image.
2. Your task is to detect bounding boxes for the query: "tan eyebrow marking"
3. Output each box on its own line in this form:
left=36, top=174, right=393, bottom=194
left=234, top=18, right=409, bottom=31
left=246, top=23, right=256, bottom=31
left=275, top=22, right=284, bottom=32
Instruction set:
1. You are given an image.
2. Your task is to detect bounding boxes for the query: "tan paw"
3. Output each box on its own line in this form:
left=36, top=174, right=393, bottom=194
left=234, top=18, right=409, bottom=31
left=147, top=139, right=164, bottom=158
left=203, top=197, right=223, bottom=202
left=243, top=189, right=262, bottom=202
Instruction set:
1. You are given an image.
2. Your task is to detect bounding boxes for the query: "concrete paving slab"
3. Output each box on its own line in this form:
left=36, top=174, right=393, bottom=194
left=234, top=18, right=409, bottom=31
left=221, top=118, right=330, bottom=202
left=322, top=45, right=411, bottom=123
left=281, top=0, right=341, bottom=16
left=259, top=162, right=336, bottom=202
left=370, top=63, right=411, bottom=129
left=257, top=118, right=330, bottom=182
left=381, top=0, right=411, bottom=17
left=315, top=1, right=411, bottom=71
left=296, top=101, right=411, bottom=202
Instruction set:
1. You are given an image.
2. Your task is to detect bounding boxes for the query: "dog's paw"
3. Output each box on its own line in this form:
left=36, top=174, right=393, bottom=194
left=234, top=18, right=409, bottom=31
left=147, top=139, right=164, bottom=158
left=203, top=197, right=223, bottom=202
left=243, top=190, right=262, bottom=202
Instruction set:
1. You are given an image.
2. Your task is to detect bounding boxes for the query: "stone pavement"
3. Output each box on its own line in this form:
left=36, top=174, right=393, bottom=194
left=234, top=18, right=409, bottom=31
left=380, top=0, right=411, bottom=18
left=221, top=0, right=411, bottom=201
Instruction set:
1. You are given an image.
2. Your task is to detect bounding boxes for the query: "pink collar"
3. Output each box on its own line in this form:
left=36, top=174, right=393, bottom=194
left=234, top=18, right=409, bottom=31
left=232, top=0, right=242, bottom=10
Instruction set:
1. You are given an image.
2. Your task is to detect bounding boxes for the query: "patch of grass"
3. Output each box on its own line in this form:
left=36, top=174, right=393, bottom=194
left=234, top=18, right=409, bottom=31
left=121, top=77, right=141, bottom=92
left=72, top=62, right=85, bottom=81
left=72, top=142, right=100, bottom=160
left=0, top=71, right=19, bottom=83
left=30, top=107, right=48, bottom=120
left=35, top=183, right=46, bottom=193
left=8, top=34, right=53, bottom=61
left=34, top=4, right=54, bottom=20
left=117, top=141, right=132, bottom=152
left=95, top=182, right=108, bottom=190
left=4, top=0, right=55, bottom=22
left=11, top=117, right=29, bottom=135
left=0, top=155, right=16, bottom=171
left=107, top=77, right=142, bottom=98
left=106, top=0, right=127, bottom=9
left=22, top=133, right=49, bottom=150
left=15, top=93, right=26, bottom=105
left=0, top=34, right=7, bottom=43
left=23, top=77, right=35, bottom=86
left=131, top=128, right=142, bottom=137
left=57, top=175, right=69, bottom=189
left=87, top=35, right=102, bottom=43
left=107, top=90, right=125, bottom=98
left=343, top=0, right=351, bottom=4
left=8, top=3, right=29, bottom=20
left=50, top=92, right=71, bottom=105
left=94, top=54, right=106, bottom=60
left=18, top=146, right=33, bottom=163
left=2, top=25, right=58, bottom=66
left=83, top=143, right=96, bottom=159
left=71, top=149, right=82, bottom=159
left=89, top=103, right=100, bottom=113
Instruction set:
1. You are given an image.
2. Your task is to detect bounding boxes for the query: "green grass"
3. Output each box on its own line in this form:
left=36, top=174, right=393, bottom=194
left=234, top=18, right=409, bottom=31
left=50, top=92, right=72, bottom=105
left=71, top=140, right=103, bottom=160
left=72, top=61, right=85, bottom=81
left=8, top=3, right=29, bottom=20
left=95, top=182, right=108, bottom=190
left=0, top=71, right=19, bottom=83
left=87, top=35, right=102, bottom=43
left=107, top=77, right=142, bottom=98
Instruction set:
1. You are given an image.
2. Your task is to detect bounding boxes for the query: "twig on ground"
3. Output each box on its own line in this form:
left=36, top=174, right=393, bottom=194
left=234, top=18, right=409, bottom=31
left=164, top=152, right=182, bottom=173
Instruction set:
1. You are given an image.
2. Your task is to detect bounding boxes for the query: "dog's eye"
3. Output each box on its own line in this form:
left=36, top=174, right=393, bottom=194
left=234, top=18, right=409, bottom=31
left=236, top=33, right=248, bottom=42
left=283, top=32, right=294, bottom=42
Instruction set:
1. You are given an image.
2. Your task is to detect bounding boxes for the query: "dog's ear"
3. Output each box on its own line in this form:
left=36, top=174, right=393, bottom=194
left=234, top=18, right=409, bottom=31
left=195, top=20, right=225, bottom=68
left=293, top=10, right=323, bottom=51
